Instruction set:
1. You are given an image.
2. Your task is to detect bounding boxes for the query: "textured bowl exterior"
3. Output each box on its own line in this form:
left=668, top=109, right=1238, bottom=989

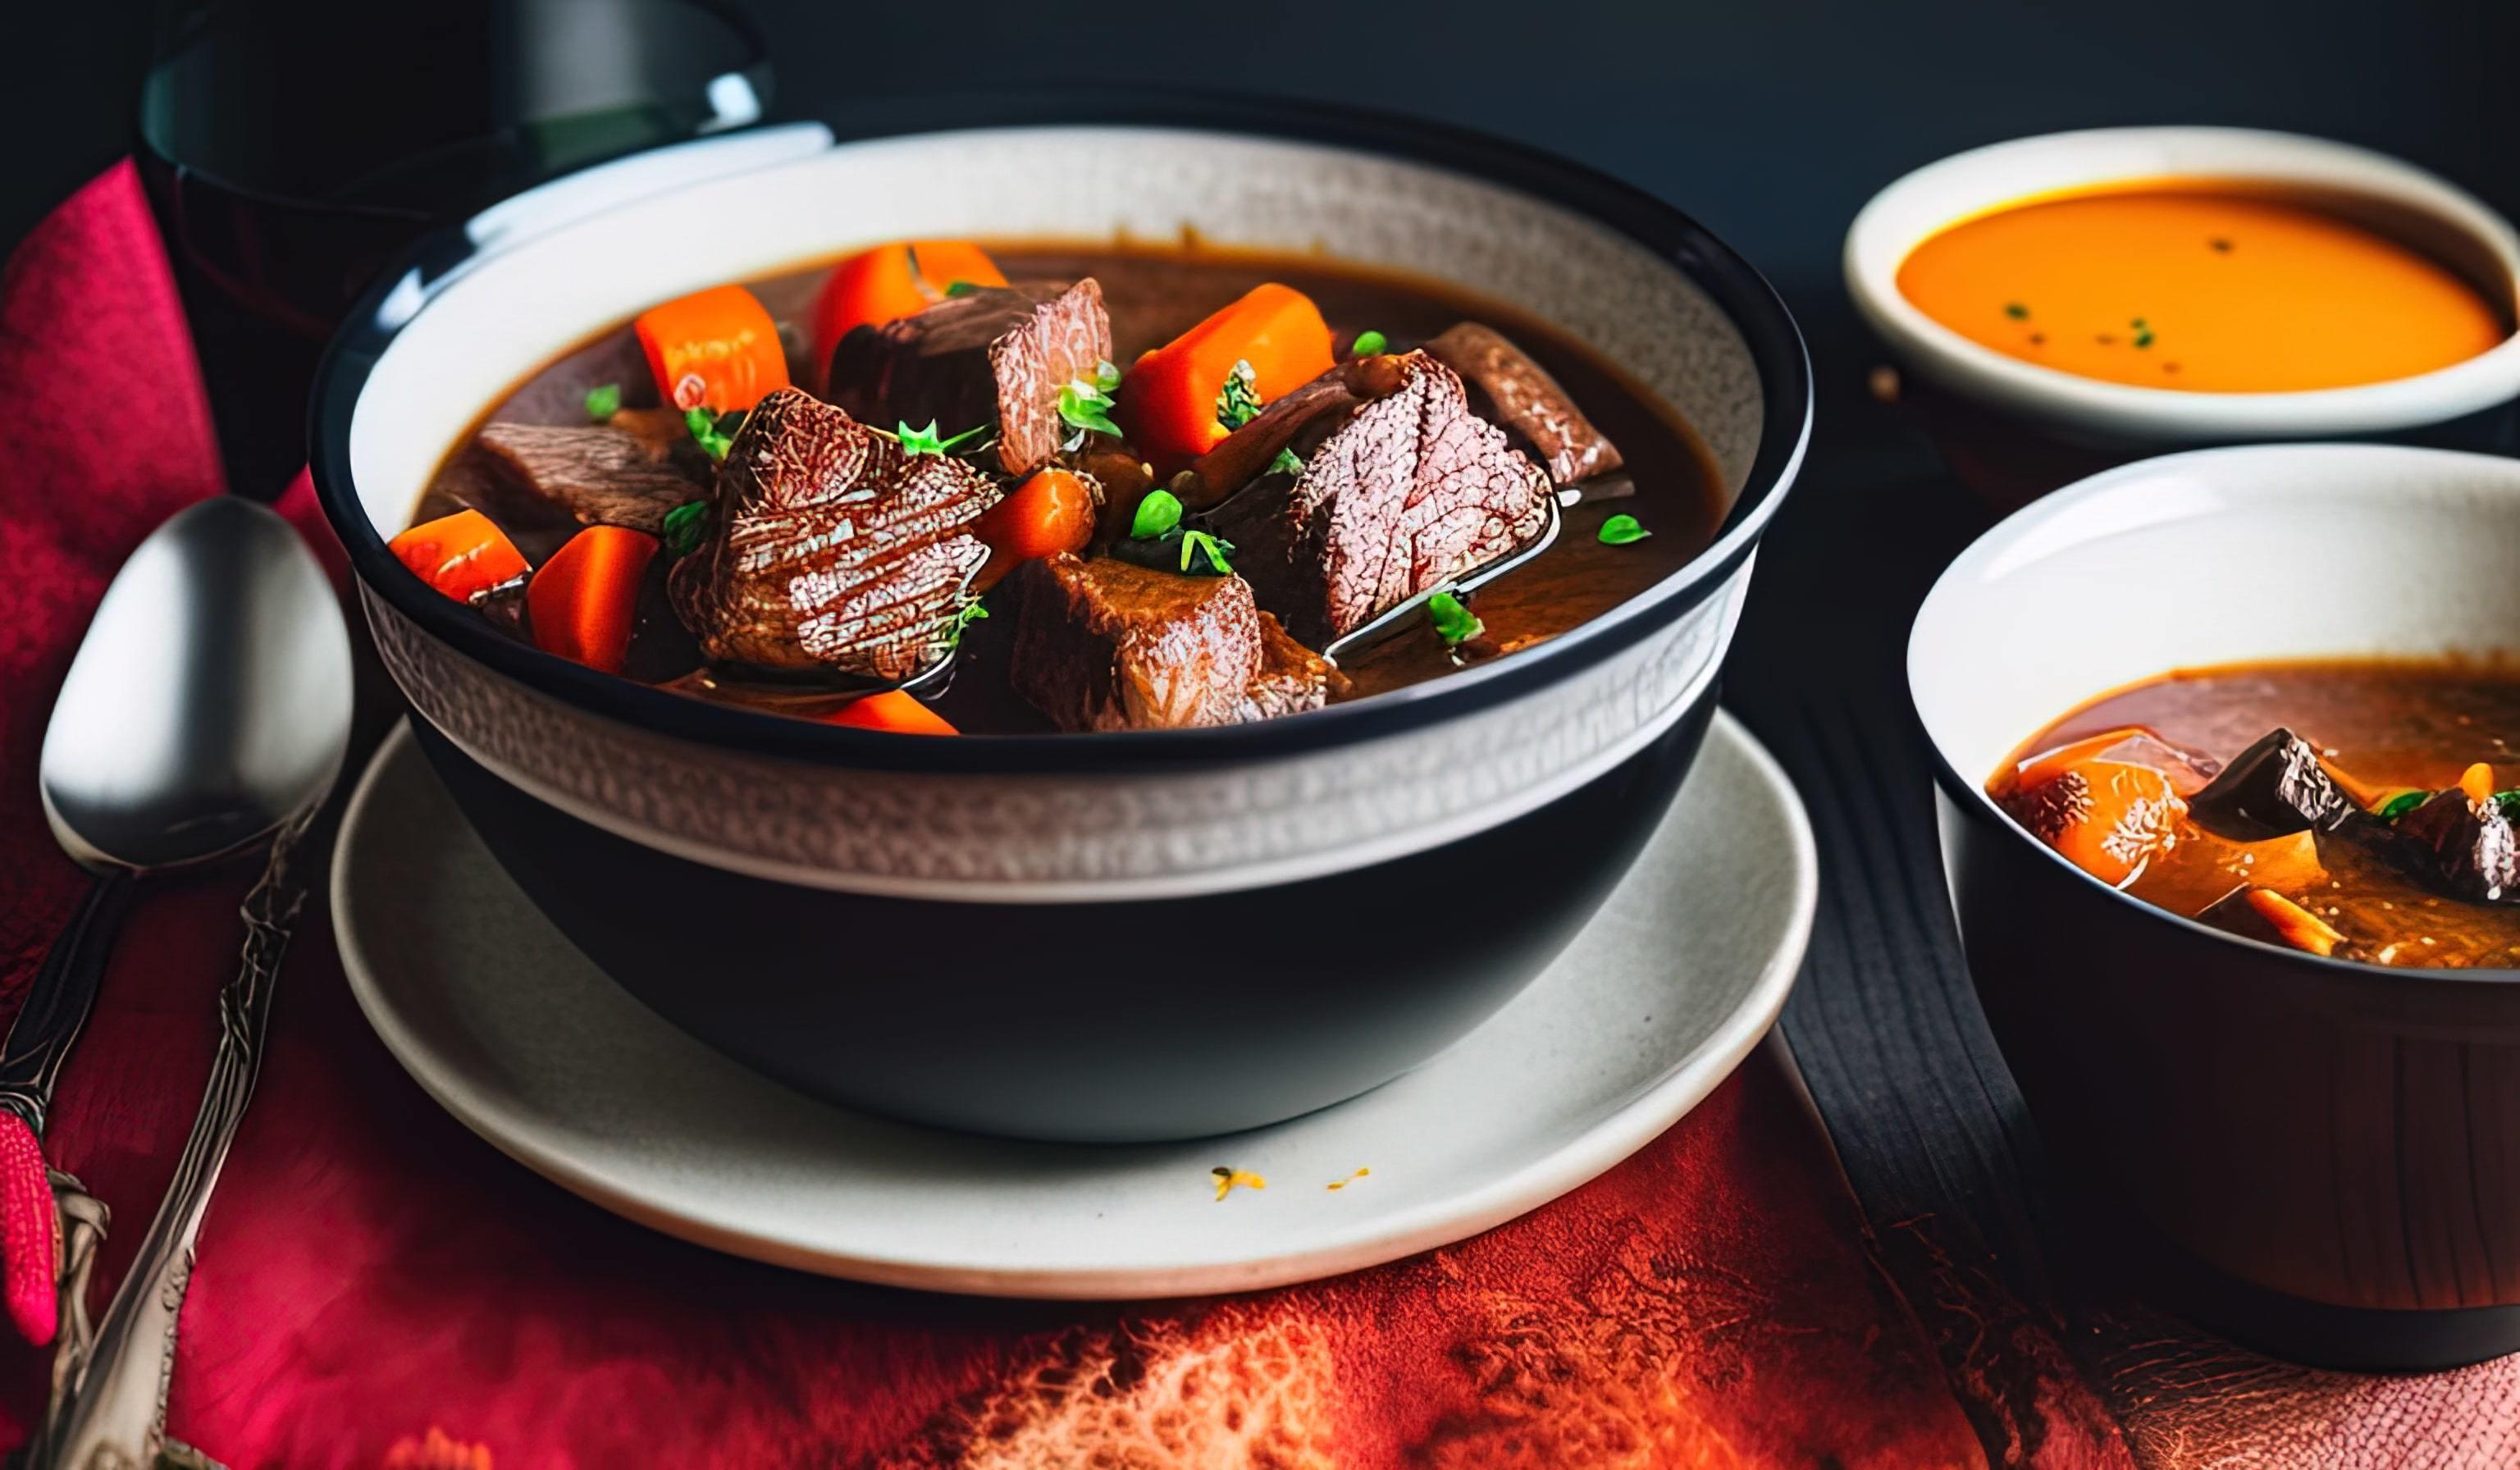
left=315, top=102, right=1810, bottom=1140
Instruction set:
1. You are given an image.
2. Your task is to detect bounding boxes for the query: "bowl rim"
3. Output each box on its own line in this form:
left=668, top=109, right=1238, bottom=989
left=309, top=89, right=1811, bottom=774
left=1845, top=126, right=2520, bottom=442
left=1908, top=440, right=2520, bottom=984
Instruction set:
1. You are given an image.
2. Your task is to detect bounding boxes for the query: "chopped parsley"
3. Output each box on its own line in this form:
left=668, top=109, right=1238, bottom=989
left=943, top=600, right=989, bottom=646
left=1269, top=446, right=1304, bottom=477
left=1349, top=329, right=1388, bottom=356
left=2377, top=790, right=2429, bottom=821
left=944, top=280, right=981, bottom=298
left=661, top=500, right=711, bottom=559
left=2003, top=303, right=2029, bottom=321
left=1214, top=358, right=1263, bottom=431
left=584, top=382, right=621, bottom=422
left=1058, top=362, right=1125, bottom=448
left=1176, top=529, right=1234, bottom=575
left=1130, top=488, right=1185, bottom=539
left=897, top=420, right=991, bottom=456
left=1427, top=589, right=1483, bottom=646
left=1598, top=514, right=1650, bottom=546
left=685, top=406, right=740, bottom=460
left=2499, top=790, right=2520, bottom=821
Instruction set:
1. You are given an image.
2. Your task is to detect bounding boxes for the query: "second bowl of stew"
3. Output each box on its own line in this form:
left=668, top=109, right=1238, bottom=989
left=311, top=102, right=1810, bottom=1142
left=1911, top=442, right=2520, bottom=1368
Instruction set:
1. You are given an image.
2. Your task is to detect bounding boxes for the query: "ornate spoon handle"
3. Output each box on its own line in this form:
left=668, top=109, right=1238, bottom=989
left=33, top=819, right=308, bottom=1469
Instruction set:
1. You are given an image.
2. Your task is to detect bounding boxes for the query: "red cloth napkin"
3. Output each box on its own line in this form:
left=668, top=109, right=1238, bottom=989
left=0, top=162, right=2011, bottom=1469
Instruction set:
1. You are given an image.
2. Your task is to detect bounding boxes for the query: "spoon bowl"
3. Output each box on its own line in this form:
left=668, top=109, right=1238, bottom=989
left=39, top=498, right=354, bottom=874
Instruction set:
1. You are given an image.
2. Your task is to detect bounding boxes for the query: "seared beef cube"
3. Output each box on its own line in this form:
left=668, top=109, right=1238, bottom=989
left=454, top=411, right=711, bottom=536
left=1183, top=354, right=1410, bottom=507
left=1421, top=322, right=1623, bottom=485
left=1008, top=554, right=1343, bottom=731
left=2394, top=788, right=2520, bottom=903
left=1217, top=351, right=1554, bottom=646
left=669, top=389, right=998, bottom=682
left=2186, top=728, right=2364, bottom=839
left=826, top=280, right=1114, bottom=478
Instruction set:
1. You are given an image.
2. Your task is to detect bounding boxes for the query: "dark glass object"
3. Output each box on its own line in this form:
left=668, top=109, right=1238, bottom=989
left=138, top=0, right=772, bottom=495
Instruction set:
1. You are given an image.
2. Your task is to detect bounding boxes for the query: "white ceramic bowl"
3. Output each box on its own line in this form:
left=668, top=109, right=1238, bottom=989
left=1848, top=127, right=2520, bottom=445
left=1911, top=442, right=2520, bottom=1369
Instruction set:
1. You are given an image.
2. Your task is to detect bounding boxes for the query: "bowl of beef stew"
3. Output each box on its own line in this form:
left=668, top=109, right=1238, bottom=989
left=311, top=103, right=1810, bottom=1142
left=1911, top=442, right=2520, bottom=1368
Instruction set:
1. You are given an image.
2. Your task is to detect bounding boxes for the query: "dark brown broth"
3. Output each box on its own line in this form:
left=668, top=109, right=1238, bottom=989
left=2015, top=659, right=2520, bottom=969
left=416, top=241, right=1727, bottom=733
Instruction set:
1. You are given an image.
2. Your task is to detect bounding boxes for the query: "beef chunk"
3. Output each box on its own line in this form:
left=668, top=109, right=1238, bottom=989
left=1008, top=554, right=1343, bottom=731
left=1181, top=354, right=1411, bottom=508
left=1217, top=351, right=1554, bottom=646
left=1422, top=322, right=1623, bottom=485
left=669, top=389, right=997, bottom=682
left=825, top=280, right=1113, bottom=478
left=449, top=411, right=711, bottom=536
left=2186, top=728, right=2364, bottom=839
left=2394, top=788, right=2520, bottom=903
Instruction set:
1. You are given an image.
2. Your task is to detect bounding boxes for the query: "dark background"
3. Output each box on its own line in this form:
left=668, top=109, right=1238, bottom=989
left=15, top=0, right=2518, bottom=350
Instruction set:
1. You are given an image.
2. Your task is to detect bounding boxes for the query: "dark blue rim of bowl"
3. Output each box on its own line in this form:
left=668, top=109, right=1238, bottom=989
left=1912, top=689, right=2520, bottom=985
left=310, top=88, right=1814, bottom=775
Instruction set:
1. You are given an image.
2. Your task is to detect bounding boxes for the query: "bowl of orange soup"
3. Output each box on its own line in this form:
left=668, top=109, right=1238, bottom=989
left=1847, top=128, right=2520, bottom=453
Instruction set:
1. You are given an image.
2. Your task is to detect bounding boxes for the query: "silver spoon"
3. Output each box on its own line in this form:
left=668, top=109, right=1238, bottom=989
left=26, top=496, right=351, bottom=1467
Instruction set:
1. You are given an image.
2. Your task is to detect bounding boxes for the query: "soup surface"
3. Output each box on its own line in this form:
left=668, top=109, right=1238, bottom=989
left=1993, top=660, right=2520, bottom=969
left=403, top=240, right=1723, bottom=736
left=1898, top=185, right=2507, bottom=392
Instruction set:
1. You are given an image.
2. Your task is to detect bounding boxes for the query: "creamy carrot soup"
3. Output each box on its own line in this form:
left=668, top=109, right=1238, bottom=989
left=1897, top=186, right=2506, bottom=392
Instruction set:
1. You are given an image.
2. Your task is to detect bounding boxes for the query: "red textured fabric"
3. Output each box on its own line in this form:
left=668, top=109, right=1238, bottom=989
left=0, top=1112, right=55, bottom=1345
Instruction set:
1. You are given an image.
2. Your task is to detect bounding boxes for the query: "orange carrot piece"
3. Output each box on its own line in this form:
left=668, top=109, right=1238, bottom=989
left=2244, top=888, right=2345, bottom=957
left=972, top=468, right=1098, bottom=590
left=1113, top=283, right=1335, bottom=476
left=808, top=241, right=1008, bottom=381
left=635, top=284, right=789, bottom=413
left=528, top=525, right=659, bottom=674
left=2006, top=746, right=2188, bottom=888
left=2461, top=762, right=2497, bottom=806
left=824, top=690, right=958, bottom=736
left=389, top=509, right=528, bottom=604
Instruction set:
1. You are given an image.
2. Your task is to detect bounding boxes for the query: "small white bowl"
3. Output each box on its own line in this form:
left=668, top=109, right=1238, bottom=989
left=1847, top=127, right=2520, bottom=445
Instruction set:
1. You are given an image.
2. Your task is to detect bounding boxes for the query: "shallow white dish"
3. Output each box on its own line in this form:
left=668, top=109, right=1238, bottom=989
left=334, top=711, right=1816, bottom=1298
left=1846, top=126, right=2520, bottom=445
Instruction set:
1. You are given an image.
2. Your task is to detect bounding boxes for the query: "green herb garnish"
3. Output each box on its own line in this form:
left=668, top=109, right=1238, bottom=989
left=2003, top=303, right=2029, bottom=321
left=2499, top=790, right=2520, bottom=821
left=943, top=600, right=989, bottom=646
left=1268, top=446, right=1304, bottom=477
left=1176, top=529, right=1234, bottom=575
left=1094, top=358, right=1122, bottom=394
left=1427, top=590, right=1483, bottom=647
left=1214, top=358, right=1263, bottom=431
left=2378, top=790, right=2430, bottom=821
left=944, top=280, right=980, bottom=298
left=1058, top=372, right=1124, bottom=447
left=897, top=420, right=991, bottom=456
left=1349, top=329, right=1388, bottom=356
left=685, top=406, right=737, bottom=460
left=1599, top=514, right=1650, bottom=546
left=661, top=500, right=711, bottom=559
left=1131, top=488, right=1185, bottom=539
left=584, top=382, right=621, bottom=422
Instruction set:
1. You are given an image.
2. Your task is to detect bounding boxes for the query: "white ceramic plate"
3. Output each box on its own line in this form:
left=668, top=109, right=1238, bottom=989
left=333, top=711, right=1816, bottom=1298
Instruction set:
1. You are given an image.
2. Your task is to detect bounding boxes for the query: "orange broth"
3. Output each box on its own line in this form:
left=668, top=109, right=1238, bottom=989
left=1897, top=185, right=2506, bottom=392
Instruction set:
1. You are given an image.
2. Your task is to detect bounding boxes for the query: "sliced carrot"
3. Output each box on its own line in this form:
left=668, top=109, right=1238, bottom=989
left=2244, top=888, right=2345, bottom=957
left=972, top=468, right=1098, bottom=590
left=528, top=525, right=659, bottom=674
left=389, top=509, right=528, bottom=604
left=635, top=284, right=789, bottom=413
left=1113, top=283, right=1335, bottom=477
left=2006, top=746, right=2189, bottom=888
left=2461, top=762, right=2498, bottom=806
left=824, top=690, right=958, bottom=736
left=809, top=241, right=1008, bottom=381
